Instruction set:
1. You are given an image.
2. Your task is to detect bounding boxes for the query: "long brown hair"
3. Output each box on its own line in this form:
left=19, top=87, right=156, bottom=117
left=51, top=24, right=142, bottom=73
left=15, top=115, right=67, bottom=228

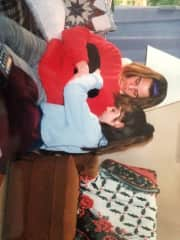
left=116, top=62, right=168, bottom=109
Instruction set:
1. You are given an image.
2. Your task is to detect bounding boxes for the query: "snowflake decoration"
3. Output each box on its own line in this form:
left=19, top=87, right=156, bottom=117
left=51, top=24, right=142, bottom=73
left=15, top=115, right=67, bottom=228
left=65, top=0, right=106, bottom=30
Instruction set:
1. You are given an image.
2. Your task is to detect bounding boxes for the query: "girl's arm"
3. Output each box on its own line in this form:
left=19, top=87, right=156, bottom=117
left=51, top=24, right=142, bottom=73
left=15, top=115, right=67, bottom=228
left=63, top=71, right=104, bottom=145
left=64, top=70, right=103, bottom=122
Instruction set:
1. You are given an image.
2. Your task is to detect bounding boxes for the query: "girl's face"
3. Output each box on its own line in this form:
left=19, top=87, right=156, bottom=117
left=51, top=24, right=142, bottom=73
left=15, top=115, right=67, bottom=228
left=120, top=76, right=153, bottom=98
left=99, top=106, right=125, bottom=128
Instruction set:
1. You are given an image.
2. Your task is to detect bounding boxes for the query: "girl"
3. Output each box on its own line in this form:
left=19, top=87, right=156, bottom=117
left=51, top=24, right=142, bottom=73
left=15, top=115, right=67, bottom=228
left=1, top=61, right=154, bottom=154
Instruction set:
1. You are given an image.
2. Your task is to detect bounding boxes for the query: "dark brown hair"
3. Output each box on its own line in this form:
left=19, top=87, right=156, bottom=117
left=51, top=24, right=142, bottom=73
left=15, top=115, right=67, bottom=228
left=83, top=98, right=154, bottom=155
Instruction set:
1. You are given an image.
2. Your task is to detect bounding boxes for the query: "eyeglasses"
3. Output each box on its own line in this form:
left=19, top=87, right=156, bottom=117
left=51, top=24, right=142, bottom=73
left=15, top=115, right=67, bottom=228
left=132, top=76, right=141, bottom=98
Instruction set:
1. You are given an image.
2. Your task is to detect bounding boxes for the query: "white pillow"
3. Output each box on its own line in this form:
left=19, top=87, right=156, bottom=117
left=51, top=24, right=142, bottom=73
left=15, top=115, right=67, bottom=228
left=24, top=0, right=66, bottom=40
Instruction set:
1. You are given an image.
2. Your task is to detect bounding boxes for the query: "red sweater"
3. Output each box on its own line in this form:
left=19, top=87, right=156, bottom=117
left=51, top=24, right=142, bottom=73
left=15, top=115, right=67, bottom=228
left=39, top=27, right=122, bottom=116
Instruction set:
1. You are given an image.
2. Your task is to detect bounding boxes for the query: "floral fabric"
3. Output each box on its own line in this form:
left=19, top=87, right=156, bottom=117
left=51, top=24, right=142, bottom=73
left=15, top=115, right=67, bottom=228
left=76, top=160, right=159, bottom=240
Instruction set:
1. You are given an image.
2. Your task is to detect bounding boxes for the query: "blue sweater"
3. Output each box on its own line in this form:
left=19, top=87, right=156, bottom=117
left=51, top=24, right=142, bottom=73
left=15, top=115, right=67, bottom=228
left=39, top=72, right=108, bottom=153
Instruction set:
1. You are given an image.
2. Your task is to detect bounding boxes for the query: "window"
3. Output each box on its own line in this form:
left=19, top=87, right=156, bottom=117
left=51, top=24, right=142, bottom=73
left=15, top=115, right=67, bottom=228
left=114, top=0, right=180, bottom=6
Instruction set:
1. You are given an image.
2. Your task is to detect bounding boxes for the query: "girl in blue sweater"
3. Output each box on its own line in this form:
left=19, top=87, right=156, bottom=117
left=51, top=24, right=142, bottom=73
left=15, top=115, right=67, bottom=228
left=1, top=52, right=154, bottom=154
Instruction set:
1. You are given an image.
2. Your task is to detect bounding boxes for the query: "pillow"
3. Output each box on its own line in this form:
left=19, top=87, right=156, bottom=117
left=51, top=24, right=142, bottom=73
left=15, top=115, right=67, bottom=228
left=76, top=159, right=159, bottom=240
left=24, top=0, right=66, bottom=40
left=64, top=0, right=116, bottom=33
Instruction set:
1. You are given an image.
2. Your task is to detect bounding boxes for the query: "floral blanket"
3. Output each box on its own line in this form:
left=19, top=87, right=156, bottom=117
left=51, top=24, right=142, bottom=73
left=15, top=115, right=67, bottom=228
left=76, top=159, right=160, bottom=240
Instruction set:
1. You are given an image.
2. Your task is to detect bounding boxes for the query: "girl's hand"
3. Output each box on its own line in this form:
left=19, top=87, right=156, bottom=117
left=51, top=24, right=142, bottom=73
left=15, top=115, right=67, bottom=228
left=94, top=68, right=101, bottom=75
left=72, top=68, right=101, bottom=80
left=76, top=61, right=89, bottom=76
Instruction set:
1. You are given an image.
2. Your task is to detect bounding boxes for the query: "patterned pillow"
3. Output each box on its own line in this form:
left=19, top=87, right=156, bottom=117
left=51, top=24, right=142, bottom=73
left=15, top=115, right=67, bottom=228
left=64, top=0, right=116, bottom=33
left=76, top=159, right=160, bottom=240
